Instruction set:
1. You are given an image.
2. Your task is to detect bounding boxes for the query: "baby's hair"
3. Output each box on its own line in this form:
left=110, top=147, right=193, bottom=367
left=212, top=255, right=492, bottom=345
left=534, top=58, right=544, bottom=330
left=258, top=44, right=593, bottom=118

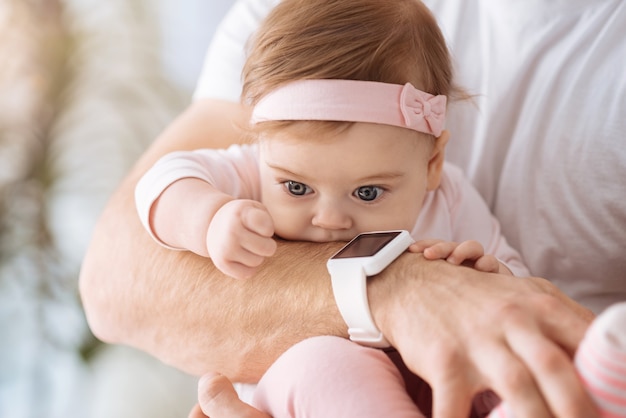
left=243, top=0, right=461, bottom=102
left=241, top=0, right=462, bottom=140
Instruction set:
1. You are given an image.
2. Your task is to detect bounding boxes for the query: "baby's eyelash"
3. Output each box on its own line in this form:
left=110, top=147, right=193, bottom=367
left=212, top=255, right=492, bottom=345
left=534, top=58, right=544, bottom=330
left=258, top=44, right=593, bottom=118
left=354, top=185, right=387, bottom=202
left=281, top=180, right=313, bottom=196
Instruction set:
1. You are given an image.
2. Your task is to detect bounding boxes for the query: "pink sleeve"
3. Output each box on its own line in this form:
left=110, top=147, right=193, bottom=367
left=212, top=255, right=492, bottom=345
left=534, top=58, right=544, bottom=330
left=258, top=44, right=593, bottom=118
left=442, top=164, right=530, bottom=277
left=134, top=143, right=260, bottom=248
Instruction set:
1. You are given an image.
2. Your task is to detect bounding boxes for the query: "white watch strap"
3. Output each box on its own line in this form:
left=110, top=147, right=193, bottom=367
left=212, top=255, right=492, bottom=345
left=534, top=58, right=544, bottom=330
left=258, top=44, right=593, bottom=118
left=331, top=264, right=390, bottom=348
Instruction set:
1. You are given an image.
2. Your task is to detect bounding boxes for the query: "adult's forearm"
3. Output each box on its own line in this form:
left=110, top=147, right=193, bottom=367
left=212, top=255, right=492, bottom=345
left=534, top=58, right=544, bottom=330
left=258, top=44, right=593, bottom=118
left=80, top=191, right=346, bottom=380
left=79, top=99, right=348, bottom=381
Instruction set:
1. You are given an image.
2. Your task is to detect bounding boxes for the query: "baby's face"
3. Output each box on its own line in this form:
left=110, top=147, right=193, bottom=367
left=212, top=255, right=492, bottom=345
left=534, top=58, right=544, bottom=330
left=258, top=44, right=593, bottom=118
left=258, top=122, right=436, bottom=242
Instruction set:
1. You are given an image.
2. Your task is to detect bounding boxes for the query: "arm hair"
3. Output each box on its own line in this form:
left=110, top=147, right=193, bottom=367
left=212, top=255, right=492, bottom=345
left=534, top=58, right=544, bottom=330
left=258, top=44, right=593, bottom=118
left=79, top=99, right=347, bottom=381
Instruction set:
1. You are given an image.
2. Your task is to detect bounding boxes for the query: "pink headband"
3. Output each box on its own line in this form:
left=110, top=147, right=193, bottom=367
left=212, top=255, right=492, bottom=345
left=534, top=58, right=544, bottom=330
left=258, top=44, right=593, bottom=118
left=251, top=79, right=447, bottom=137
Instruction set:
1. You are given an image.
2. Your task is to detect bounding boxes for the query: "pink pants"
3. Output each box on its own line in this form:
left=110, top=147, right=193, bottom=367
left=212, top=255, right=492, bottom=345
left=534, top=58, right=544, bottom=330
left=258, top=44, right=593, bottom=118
left=251, top=303, right=626, bottom=418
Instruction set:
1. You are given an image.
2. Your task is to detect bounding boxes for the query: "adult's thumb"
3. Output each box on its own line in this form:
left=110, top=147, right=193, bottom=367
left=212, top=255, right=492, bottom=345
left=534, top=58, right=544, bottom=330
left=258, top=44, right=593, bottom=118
left=197, top=373, right=271, bottom=418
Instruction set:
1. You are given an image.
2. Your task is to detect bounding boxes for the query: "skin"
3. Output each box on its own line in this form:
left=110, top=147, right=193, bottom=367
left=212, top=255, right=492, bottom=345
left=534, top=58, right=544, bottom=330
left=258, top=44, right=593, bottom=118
left=79, top=99, right=598, bottom=418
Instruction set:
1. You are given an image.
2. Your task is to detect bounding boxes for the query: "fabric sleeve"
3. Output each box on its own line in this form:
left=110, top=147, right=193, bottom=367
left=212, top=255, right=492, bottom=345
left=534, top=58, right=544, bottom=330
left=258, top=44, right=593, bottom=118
left=193, top=0, right=280, bottom=102
left=134, top=144, right=261, bottom=248
left=441, top=163, right=530, bottom=277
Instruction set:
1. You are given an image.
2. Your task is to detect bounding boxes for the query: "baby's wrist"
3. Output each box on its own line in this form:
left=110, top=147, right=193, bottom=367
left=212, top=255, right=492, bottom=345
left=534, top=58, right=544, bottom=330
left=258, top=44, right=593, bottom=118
left=187, top=194, right=232, bottom=257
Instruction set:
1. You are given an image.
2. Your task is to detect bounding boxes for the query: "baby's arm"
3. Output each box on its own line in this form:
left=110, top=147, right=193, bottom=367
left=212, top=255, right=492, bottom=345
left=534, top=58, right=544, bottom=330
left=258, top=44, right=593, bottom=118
left=411, top=239, right=513, bottom=275
left=136, top=162, right=276, bottom=279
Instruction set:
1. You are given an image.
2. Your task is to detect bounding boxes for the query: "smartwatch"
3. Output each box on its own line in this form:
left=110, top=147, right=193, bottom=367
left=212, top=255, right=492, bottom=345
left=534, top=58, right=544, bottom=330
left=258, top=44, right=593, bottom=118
left=326, top=230, right=414, bottom=348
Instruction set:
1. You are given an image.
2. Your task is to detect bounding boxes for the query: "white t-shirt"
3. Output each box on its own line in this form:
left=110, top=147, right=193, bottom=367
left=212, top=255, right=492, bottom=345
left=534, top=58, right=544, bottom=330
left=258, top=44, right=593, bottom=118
left=194, top=0, right=626, bottom=314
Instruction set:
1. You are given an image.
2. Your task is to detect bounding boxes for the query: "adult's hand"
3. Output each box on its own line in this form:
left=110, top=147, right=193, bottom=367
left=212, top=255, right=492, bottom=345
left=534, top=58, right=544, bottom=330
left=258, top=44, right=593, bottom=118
left=186, top=260, right=597, bottom=418
left=369, top=254, right=597, bottom=418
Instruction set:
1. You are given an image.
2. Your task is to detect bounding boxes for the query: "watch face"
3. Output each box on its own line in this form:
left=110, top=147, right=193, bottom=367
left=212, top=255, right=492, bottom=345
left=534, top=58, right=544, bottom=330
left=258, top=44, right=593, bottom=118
left=332, top=231, right=402, bottom=259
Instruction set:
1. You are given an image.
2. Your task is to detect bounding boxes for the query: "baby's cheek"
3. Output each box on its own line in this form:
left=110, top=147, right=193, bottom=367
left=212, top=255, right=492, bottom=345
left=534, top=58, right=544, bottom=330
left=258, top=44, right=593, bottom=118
left=266, top=207, right=307, bottom=241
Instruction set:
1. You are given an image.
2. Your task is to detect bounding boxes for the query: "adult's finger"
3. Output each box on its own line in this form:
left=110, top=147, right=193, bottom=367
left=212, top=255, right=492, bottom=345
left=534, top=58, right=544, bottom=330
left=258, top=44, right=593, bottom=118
left=473, top=337, right=551, bottom=418
left=504, top=306, right=598, bottom=417
left=510, top=334, right=598, bottom=417
left=197, top=373, right=271, bottom=418
left=412, top=339, right=480, bottom=418
left=431, top=374, right=476, bottom=418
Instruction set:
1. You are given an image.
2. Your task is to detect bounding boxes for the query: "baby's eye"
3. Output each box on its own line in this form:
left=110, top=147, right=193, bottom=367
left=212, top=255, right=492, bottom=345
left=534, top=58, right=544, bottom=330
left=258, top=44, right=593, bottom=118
left=284, top=181, right=312, bottom=196
left=354, top=186, right=383, bottom=202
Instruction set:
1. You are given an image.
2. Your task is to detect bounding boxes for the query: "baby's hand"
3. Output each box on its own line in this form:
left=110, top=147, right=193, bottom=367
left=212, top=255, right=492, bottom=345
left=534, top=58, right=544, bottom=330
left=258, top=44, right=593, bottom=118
left=207, top=199, right=277, bottom=279
left=410, top=239, right=501, bottom=273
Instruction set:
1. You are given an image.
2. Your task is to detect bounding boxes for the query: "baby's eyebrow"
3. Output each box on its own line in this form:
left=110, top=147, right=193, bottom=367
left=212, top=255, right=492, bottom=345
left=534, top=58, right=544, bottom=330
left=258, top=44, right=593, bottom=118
left=356, top=172, right=405, bottom=183
left=265, top=161, right=405, bottom=183
left=265, top=163, right=304, bottom=178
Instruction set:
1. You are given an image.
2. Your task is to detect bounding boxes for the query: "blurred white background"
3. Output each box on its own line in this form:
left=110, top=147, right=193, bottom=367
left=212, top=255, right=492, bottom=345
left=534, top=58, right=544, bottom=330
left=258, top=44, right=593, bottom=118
left=155, top=0, right=235, bottom=93
left=0, top=0, right=237, bottom=417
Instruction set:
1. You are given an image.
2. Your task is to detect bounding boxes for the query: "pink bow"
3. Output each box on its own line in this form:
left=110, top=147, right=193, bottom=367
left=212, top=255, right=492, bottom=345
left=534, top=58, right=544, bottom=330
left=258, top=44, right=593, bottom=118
left=399, top=83, right=447, bottom=137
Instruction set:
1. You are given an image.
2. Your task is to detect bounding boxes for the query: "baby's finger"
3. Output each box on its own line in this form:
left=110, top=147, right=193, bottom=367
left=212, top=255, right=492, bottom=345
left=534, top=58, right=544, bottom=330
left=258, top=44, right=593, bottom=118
left=242, top=206, right=274, bottom=237
left=447, top=240, right=483, bottom=265
left=423, top=241, right=458, bottom=260
left=227, top=247, right=267, bottom=268
left=410, top=239, right=445, bottom=253
left=473, top=255, right=500, bottom=273
left=236, top=233, right=277, bottom=266
left=239, top=231, right=277, bottom=258
left=214, top=259, right=260, bottom=280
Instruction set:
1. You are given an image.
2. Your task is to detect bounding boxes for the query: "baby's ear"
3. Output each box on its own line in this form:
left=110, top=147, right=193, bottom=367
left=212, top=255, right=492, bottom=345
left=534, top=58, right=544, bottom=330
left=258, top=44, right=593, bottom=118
left=426, top=130, right=450, bottom=190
